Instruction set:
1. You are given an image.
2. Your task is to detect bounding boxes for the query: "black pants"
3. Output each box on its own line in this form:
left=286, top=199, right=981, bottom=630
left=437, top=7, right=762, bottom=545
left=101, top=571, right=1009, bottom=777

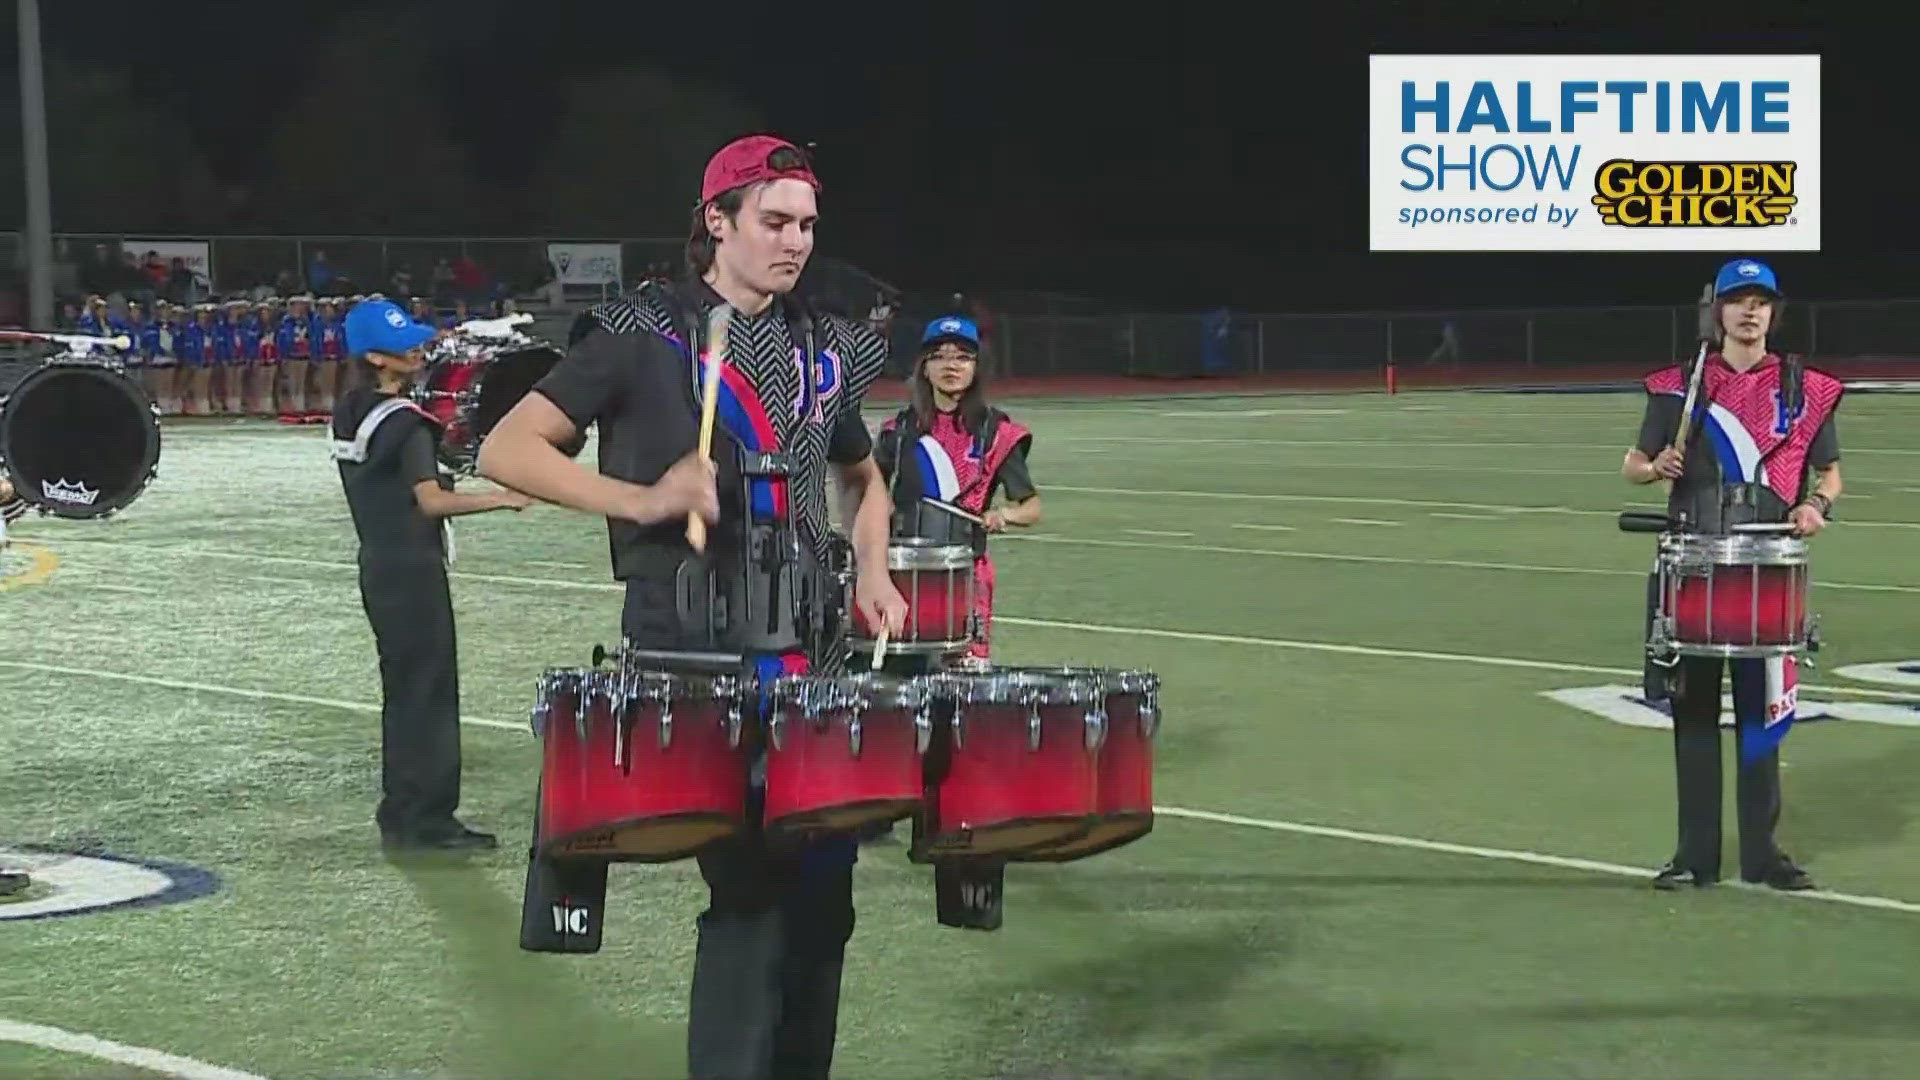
left=620, top=581, right=857, bottom=1080
left=360, top=557, right=463, bottom=838
left=1668, top=656, right=1783, bottom=881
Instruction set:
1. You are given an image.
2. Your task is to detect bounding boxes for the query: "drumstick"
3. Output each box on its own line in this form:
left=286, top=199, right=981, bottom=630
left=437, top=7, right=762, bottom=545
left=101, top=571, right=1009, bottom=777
left=871, top=622, right=889, bottom=670
left=1671, top=283, right=1716, bottom=452
left=921, top=496, right=986, bottom=526
left=687, top=304, right=731, bottom=553
left=0, top=329, right=132, bottom=351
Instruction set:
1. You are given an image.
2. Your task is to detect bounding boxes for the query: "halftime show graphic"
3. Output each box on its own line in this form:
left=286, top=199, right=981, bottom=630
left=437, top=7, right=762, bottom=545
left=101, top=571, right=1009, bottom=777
left=1368, top=55, right=1821, bottom=251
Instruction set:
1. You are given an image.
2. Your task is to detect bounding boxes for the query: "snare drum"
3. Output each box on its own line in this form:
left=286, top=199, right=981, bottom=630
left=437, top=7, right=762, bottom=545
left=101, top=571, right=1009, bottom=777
left=1652, top=530, right=1811, bottom=658
left=851, top=538, right=976, bottom=656
left=533, top=666, right=752, bottom=861
left=1009, top=668, right=1160, bottom=862
left=914, top=668, right=1101, bottom=858
left=763, top=672, right=933, bottom=835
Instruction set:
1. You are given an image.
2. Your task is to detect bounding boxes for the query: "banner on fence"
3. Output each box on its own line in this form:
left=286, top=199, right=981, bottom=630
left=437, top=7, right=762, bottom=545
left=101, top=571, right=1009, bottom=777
left=120, top=239, right=212, bottom=286
left=546, top=243, right=623, bottom=286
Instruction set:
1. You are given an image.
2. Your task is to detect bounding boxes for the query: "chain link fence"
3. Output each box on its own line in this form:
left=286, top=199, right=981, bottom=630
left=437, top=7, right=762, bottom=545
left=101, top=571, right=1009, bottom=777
left=989, top=300, right=1916, bottom=378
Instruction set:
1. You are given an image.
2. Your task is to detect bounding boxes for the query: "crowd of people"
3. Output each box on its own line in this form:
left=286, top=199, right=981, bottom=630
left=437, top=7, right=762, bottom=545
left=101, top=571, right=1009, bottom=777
left=69, top=291, right=519, bottom=423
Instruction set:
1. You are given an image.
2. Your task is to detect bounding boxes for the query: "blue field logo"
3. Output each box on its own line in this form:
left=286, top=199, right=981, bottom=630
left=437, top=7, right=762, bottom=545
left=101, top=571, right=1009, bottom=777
left=1369, top=55, right=1821, bottom=251
left=0, top=847, right=219, bottom=921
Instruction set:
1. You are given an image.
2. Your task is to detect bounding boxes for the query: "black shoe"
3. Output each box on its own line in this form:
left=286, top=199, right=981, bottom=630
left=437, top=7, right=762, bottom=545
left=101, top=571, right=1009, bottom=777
left=382, top=824, right=498, bottom=853
left=1744, top=856, right=1815, bottom=891
left=1651, top=861, right=1716, bottom=890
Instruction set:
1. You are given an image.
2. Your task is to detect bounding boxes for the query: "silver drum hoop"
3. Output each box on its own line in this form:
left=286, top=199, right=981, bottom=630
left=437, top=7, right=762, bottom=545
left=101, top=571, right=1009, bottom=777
left=887, top=538, right=976, bottom=572
left=1658, top=532, right=1808, bottom=570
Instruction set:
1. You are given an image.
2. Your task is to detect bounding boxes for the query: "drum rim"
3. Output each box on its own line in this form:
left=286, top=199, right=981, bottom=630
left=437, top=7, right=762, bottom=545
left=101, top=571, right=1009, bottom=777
left=1659, top=532, right=1808, bottom=567
left=0, top=360, right=162, bottom=520
left=885, top=539, right=975, bottom=571
left=931, top=668, right=1101, bottom=704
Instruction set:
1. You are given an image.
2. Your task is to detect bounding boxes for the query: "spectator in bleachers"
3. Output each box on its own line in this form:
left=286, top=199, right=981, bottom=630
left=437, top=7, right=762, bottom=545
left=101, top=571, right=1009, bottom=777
left=168, top=258, right=200, bottom=306
left=408, top=296, right=434, bottom=328
left=389, top=266, right=414, bottom=299
left=451, top=253, right=487, bottom=303
left=55, top=300, right=80, bottom=331
left=440, top=298, right=470, bottom=330
left=143, top=251, right=169, bottom=291
left=308, top=249, right=335, bottom=294
left=124, top=301, right=150, bottom=372
left=430, top=258, right=456, bottom=304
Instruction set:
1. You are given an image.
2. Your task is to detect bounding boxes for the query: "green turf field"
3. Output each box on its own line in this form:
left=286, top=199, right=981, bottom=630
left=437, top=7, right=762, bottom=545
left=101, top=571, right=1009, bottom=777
left=4, top=388, right=1920, bottom=1080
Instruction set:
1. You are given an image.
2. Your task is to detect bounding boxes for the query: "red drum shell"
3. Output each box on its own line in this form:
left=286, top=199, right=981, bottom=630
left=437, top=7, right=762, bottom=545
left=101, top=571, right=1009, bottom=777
left=536, top=676, right=749, bottom=861
left=1013, top=690, right=1156, bottom=862
left=923, top=700, right=1097, bottom=857
left=763, top=701, right=925, bottom=835
left=1672, top=564, right=1807, bottom=648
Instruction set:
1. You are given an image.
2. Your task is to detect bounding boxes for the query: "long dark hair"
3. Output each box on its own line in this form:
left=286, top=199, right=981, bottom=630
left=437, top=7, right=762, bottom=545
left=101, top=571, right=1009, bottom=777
left=910, top=343, right=990, bottom=437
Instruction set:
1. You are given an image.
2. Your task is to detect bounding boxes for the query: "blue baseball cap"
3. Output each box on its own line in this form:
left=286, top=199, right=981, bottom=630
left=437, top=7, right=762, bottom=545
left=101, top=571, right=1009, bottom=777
left=345, top=299, right=437, bottom=358
left=921, top=315, right=979, bottom=350
left=1714, top=258, right=1781, bottom=299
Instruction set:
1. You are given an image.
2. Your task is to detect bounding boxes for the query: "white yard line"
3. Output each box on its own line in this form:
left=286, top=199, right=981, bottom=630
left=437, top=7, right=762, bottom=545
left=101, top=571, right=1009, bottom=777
left=0, top=1019, right=272, bottom=1080
left=1331, top=518, right=1402, bottom=527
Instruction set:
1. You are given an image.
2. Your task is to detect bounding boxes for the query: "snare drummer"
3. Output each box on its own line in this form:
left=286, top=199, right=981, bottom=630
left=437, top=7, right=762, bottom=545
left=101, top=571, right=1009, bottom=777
left=480, top=133, right=906, bottom=1080
left=332, top=299, right=529, bottom=852
left=1622, top=258, right=1842, bottom=892
left=873, top=314, right=1041, bottom=662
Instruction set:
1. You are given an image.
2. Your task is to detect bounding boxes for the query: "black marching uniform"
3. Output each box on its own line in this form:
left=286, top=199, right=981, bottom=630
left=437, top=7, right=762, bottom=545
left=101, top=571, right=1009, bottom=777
left=331, top=386, right=467, bottom=846
left=1634, top=365, right=1838, bottom=889
left=523, top=278, right=886, bottom=1080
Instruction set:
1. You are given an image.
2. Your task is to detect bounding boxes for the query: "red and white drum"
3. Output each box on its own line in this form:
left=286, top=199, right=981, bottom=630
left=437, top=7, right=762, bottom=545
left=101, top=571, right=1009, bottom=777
left=533, top=666, right=752, bottom=861
left=850, top=538, right=976, bottom=657
left=1653, top=527, right=1811, bottom=658
left=414, top=337, right=562, bottom=475
left=1009, top=668, right=1160, bottom=862
left=914, top=668, right=1102, bottom=858
left=763, top=672, right=933, bottom=835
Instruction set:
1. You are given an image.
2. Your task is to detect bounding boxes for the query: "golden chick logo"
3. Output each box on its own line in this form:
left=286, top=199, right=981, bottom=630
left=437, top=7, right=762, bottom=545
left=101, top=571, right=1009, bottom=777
left=1590, top=160, right=1797, bottom=227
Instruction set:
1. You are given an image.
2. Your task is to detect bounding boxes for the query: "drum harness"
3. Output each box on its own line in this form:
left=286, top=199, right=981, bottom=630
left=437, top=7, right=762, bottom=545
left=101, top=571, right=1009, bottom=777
left=652, top=284, right=844, bottom=663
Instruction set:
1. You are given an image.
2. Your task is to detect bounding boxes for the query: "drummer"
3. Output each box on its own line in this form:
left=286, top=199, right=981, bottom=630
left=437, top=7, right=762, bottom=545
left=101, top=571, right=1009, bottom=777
left=873, top=313, right=1042, bottom=664
left=1622, top=257, right=1843, bottom=892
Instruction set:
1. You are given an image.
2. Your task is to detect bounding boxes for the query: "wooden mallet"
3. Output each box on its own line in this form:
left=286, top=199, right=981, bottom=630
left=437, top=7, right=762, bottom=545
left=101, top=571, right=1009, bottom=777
left=687, top=304, right=731, bottom=553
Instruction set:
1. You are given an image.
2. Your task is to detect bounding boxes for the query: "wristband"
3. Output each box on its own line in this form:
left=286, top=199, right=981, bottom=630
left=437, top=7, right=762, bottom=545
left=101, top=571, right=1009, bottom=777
left=1802, top=493, right=1833, bottom=519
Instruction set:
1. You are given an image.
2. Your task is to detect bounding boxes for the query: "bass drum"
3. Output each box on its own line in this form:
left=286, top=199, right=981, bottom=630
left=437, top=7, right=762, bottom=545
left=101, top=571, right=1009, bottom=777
left=0, top=358, right=162, bottom=519
left=417, top=343, right=569, bottom=475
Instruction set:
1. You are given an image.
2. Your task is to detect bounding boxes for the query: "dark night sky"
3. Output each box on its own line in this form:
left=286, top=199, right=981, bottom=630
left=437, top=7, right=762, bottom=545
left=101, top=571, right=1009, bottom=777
left=4, top=1, right=1910, bottom=313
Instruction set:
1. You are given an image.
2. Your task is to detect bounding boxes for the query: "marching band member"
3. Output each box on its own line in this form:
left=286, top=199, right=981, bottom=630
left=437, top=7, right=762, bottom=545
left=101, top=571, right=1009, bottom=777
left=123, top=301, right=151, bottom=379
left=180, top=303, right=218, bottom=416
left=253, top=300, right=281, bottom=417
left=331, top=298, right=527, bottom=852
left=76, top=295, right=107, bottom=336
left=1623, top=258, right=1842, bottom=893
left=480, top=133, right=906, bottom=1080
left=221, top=299, right=250, bottom=415
left=874, top=313, right=1041, bottom=663
left=316, top=296, right=348, bottom=422
left=154, top=301, right=185, bottom=416
left=277, top=293, right=318, bottom=423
